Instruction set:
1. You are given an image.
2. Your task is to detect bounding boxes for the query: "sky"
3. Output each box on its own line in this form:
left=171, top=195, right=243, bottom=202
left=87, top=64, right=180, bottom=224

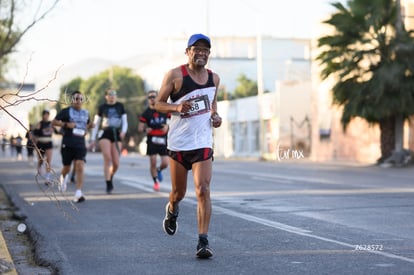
left=8, top=0, right=341, bottom=82
left=3, top=0, right=344, bottom=137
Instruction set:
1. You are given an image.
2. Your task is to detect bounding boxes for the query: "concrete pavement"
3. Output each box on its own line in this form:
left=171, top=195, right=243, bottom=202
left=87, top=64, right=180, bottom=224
left=2, top=148, right=414, bottom=275
left=0, top=157, right=54, bottom=274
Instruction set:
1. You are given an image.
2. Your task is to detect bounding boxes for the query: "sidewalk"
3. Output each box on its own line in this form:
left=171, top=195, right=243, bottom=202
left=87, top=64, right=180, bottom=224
left=0, top=156, right=54, bottom=274
left=0, top=188, right=18, bottom=275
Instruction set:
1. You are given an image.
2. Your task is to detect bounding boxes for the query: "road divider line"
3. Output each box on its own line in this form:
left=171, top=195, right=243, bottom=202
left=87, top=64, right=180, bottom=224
left=212, top=205, right=414, bottom=264
left=88, top=170, right=414, bottom=264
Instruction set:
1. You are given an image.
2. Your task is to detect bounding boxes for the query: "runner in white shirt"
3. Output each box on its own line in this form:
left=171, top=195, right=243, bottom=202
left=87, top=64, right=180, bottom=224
left=155, top=33, right=222, bottom=259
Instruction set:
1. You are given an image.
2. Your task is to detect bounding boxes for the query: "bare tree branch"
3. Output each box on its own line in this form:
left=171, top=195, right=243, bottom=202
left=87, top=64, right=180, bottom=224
left=0, top=63, right=63, bottom=109
left=0, top=0, right=61, bottom=57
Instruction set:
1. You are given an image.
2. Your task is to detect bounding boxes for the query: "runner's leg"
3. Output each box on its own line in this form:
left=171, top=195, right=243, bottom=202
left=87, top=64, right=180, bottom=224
left=192, top=158, right=213, bottom=235
left=99, top=139, right=112, bottom=181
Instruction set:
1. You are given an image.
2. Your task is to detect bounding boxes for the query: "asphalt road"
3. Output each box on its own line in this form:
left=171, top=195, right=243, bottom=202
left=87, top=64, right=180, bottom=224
left=1, top=149, right=414, bottom=275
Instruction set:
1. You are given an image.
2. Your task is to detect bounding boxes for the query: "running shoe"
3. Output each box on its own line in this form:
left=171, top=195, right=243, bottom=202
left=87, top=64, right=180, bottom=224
left=153, top=182, right=160, bottom=192
left=106, top=181, right=114, bottom=194
left=44, top=172, right=52, bottom=186
left=73, top=190, right=85, bottom=203
left=59, top=174, right=69, bottom=192
left=163, top=203, right=178, bottom=235
left=157, top=168, right=163, bottom=182
left=196, top=237, right=213, bottom=259
left=73, top=196, right=85, bottom=203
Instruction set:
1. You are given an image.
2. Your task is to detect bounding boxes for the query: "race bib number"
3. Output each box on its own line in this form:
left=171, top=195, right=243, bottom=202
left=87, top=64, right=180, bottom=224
left=151, top=136, right=166, bottom=145
left=73, top=128, right=86, bottom=136
left=181, top=95, right=210, bottom=118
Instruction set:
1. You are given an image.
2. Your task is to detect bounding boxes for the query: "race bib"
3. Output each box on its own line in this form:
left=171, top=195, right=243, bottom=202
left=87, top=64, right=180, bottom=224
left=181, top=95, right=210, bottom=118
left=151, top=136, right=166, bottom=145
left=73, top=128, right=86, bottom=136
left=97, top=130, right=104, bottom=138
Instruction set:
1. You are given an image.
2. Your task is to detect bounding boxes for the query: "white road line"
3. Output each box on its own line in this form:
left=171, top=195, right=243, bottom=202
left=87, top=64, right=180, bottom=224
left=212, top=204, right=414, bottom=264
left=216, top=168, right=337, bottom=184
left=93, top=171, right=414, bottom=265
left=215, top=205, right=312, bottom=234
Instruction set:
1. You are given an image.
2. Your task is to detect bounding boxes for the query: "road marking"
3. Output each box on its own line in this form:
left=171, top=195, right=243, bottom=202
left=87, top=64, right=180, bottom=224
left=103, top=173, right=170, bottom=198
left=90, top=171, right=414, bottom=264
left=251, top=176, right=294, bottom=183
left=215, top=204, right=312, bottom=234
left=210, top=188, right=414, bottom=197
left=215, top=168, right=337, bottom=184
left=210, top=203, right=414, bottom=264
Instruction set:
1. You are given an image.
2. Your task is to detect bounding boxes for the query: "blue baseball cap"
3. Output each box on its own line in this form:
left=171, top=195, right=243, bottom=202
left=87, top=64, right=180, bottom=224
left=187, top=33, right=211, bottom=48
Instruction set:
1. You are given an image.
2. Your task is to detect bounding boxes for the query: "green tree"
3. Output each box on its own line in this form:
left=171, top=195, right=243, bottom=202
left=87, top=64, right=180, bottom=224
left=0, top=0, right=60, bottom=81
left=217, top=86, right=230, bottom=101
left=28, top=104, right=48, bottom=125
left=233, top=74, right=258, bottom=98
left=59, top=67, right=146, bottom=150
left=316, top=0, right=414, bottom=163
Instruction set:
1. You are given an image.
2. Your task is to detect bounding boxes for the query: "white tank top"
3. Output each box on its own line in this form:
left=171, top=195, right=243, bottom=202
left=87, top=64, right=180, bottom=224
left=167, top=65, right=216, bottom=151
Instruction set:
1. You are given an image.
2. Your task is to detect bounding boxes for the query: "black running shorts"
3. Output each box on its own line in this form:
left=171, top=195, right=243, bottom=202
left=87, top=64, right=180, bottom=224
left=37, top=142, right=53, bottom=152
left=167, top=148, right=213, bottom=170
left=147, top=143, right=168, bottom=156
left=98, top=128, right=121, bottom=143
left=61, top=145, right=86, bottom=166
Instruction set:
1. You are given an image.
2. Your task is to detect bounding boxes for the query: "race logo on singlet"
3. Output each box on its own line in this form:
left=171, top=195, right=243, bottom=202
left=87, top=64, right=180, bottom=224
left=42, top=126, right=53, bottom=136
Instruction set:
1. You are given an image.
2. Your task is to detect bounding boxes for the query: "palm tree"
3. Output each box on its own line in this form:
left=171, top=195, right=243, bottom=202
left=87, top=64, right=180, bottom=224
left=317, top=0, right=414, bottom=163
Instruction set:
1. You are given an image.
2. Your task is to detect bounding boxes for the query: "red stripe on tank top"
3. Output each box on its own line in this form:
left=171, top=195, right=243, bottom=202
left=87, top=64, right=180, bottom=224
left=180, top=65, right=188, bottom=76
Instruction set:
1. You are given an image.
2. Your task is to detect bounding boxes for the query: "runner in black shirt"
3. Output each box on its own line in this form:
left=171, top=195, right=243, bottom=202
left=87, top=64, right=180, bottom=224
left=33, top=110, right=56, bottom=182
left=90, top=88, right=128, bottom=193
left=52, top=91, right=93, bottom=203
left=138, top=90, right=169, bottom=191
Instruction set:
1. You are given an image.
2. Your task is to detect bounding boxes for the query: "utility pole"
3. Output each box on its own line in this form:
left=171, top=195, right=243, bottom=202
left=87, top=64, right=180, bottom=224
left=257, top=29, right=265, bottom=158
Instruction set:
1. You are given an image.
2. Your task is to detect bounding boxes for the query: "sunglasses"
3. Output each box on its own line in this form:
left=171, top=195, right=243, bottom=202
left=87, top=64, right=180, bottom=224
left=107, top=91, right=117, bottom=96
left=73, top=97, right=84, bottom=102
left=148, top=96, right=156, bottom=99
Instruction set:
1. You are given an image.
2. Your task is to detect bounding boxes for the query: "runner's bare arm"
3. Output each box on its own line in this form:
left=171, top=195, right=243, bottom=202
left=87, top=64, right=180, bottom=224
left=211, top=73, right=222, bottom=128
left=155, top=68, right=192, bottom=114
